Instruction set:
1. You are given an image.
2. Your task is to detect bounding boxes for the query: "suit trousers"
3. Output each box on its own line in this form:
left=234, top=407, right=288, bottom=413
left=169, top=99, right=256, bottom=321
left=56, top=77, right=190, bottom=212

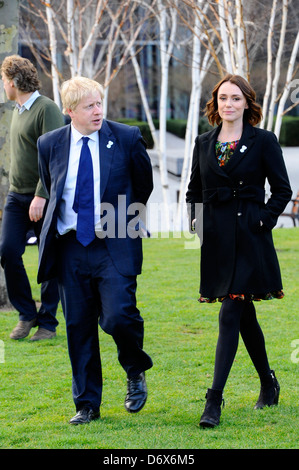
left=57, top=231, right=153, bottom=412
left=0, top=192, right=59, bottom=331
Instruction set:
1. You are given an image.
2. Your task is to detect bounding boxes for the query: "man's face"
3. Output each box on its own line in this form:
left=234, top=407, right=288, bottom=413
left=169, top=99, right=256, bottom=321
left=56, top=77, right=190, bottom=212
left=1, top=72, right=16, bottom=101
left=68, top=92, right=103, bottom=135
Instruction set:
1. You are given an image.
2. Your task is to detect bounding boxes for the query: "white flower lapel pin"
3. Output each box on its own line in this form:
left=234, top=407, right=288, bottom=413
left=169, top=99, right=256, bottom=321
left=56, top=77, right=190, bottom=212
left=240, top=145, right=247, bottom=153
left=106, top=140, right=114, bottom=149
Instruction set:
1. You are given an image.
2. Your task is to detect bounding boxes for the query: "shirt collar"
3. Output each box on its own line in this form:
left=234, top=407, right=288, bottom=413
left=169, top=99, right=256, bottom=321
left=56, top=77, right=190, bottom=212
left=16, top=90, right=40, bottom=114
left=71, top=123, right=99, bottom=144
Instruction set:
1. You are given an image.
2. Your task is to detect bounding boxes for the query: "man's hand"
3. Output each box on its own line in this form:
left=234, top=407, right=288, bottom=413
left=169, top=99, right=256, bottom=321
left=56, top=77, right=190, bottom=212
left=29, top=196, right=46, bottom=222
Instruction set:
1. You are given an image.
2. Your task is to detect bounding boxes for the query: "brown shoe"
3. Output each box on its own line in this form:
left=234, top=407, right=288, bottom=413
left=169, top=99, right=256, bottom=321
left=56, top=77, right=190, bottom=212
left=10, top=319, right=37, bottom=340
left=29, top=327, right=56, bottom=341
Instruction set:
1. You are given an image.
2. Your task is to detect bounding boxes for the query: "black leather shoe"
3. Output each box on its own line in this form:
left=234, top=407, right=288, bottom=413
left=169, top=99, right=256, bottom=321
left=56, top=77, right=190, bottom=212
left=69, top=407, right=100, bottom=425
left=125, top=372, right=147, bottom=413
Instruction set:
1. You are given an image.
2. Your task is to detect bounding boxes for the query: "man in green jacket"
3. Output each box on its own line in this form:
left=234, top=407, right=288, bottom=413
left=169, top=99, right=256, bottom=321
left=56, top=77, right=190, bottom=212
left=0, top=55, right=64, bottom=341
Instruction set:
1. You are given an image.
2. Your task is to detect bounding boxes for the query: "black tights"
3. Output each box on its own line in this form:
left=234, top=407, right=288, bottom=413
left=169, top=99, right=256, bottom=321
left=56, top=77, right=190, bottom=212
left=212, top=298, right=271, bottom=391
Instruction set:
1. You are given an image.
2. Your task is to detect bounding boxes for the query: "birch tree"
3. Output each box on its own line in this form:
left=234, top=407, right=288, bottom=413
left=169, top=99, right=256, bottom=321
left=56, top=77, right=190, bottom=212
left=45, top=0, right=61, bottom=106
left=260, top=0, right=278, bottom=129
left=106, top=1, right=159, bottom=147
left=217, top=0, right=249, bottom=79
left=274, top=29, right=299, bottom=137
left=218, top=0, right=233, bottom=74
left=102, top=1, right=147, bottom=117
left=266, top=0, right=288, bottom=131
left=175, top=0, right=213, bottom=229
left=112, top=0, right=178, bottom=230
left=20, top=0, right=132, bottom=106
left=154, top=0, right=178, bottom=230
left=259, top=0, right=299, bottom=137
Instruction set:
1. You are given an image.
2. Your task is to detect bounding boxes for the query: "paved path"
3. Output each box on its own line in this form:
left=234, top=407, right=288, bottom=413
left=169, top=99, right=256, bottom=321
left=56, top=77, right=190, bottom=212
left=147, top=132, right=299, bottom=232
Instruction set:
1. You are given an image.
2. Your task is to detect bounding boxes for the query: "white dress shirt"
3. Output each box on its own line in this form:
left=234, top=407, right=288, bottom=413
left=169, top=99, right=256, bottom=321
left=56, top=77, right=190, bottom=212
left=57, top=124, right=101, bottom=235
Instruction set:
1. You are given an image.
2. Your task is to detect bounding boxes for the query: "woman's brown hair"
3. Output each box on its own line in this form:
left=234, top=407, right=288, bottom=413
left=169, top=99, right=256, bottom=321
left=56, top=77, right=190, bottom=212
left=205, top=74, right=263, bottom=127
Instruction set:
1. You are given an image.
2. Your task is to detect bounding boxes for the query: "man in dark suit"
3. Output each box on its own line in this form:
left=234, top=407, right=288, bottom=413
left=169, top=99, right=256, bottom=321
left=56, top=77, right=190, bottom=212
left=37, top=76, right=153, bottom=425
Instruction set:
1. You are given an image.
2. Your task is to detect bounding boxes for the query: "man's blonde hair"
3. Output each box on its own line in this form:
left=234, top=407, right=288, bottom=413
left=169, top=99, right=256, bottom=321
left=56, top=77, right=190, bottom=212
left=60, top=76, right=104, bottom=113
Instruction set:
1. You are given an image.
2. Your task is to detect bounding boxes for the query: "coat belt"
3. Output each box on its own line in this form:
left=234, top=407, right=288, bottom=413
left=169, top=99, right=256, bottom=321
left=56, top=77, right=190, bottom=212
left=203, top=186, right=265, bottom=204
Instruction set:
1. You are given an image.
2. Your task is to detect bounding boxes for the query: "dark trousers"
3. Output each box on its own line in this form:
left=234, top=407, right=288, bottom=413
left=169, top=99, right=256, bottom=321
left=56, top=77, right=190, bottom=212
left=57, top=231, right=153, bottom=412
left=0, top=192, right=59, bottom=331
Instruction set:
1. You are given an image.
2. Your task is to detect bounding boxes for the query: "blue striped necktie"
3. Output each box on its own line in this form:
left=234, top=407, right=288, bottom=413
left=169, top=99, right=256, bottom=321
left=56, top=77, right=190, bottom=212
left=72, top=136, right=95, bottom=246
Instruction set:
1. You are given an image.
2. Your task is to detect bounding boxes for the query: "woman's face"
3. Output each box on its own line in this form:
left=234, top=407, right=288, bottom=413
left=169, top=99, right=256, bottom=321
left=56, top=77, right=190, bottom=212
left=217, top=81, right=248, bottom=125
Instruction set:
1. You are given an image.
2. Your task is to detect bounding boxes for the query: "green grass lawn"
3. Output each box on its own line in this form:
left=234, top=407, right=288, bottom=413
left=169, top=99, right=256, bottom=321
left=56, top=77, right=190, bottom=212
left=0, top=229, right=298, bottom=449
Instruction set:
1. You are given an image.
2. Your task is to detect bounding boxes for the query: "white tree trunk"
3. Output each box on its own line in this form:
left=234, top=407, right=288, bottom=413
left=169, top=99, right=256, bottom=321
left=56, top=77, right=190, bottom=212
left=260, top=0, right=277, bottom=129
left=156, top=0, right=178, bottom=230
left=235, top=0, right=248, bottom=78
left=274, top=29, right=299, bottom=138
left=129, top=47, right=159, bottom=150
left=45, top=0, right=61, bottom=107
left=175, top=1, right=216, bottom=230
left=267, top=0, right=288, bottom=131
left=218, top=0, right=233, bottom=74
left=105, top=2, right=149, bottom=117
left=176, top=3, right=203, bottom=230
left=66, top=0, right=77, bottom=77
left=102, top=22, right=115, bottom=118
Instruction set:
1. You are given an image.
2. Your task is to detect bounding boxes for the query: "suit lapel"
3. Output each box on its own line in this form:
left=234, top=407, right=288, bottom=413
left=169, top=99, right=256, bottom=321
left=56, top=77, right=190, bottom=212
left=99, top=120, right=116, bottom=199
left=201, top=122, right=256, bottom=182
left=52, top=121, right=117, bottom=203
left=53, top=125, right=71, bottom=201
left=224, top=122, right=256, bottom=175
left=202, top=126, right=229, bottom=178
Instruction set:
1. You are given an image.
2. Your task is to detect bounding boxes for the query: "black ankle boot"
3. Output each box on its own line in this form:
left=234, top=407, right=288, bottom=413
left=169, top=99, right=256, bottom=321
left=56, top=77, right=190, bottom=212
left=254, top=370, right=280, bottom=409
left=199, top=388, right=224, bottom=428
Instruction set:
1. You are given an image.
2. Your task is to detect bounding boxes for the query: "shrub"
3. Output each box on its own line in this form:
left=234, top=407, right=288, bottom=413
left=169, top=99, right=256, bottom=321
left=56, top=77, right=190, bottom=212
left=278, top=116, right=299, bottom=146
left=117, top=119, right=154, bottom=149
left=165, top=118, right=213, bottom=138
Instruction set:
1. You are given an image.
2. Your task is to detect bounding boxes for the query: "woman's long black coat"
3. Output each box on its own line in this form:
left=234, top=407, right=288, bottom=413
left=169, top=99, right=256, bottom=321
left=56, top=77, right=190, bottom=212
left=186, top=122, right=292, bottom=299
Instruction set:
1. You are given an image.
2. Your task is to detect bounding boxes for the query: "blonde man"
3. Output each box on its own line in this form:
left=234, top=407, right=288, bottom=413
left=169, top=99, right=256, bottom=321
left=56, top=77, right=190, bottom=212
left=37, top=76, right=153, bottom=424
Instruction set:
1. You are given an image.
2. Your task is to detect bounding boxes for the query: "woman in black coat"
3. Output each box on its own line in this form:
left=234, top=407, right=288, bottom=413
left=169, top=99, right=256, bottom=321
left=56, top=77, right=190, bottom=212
left=186, top=74, right=292, bottom=428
